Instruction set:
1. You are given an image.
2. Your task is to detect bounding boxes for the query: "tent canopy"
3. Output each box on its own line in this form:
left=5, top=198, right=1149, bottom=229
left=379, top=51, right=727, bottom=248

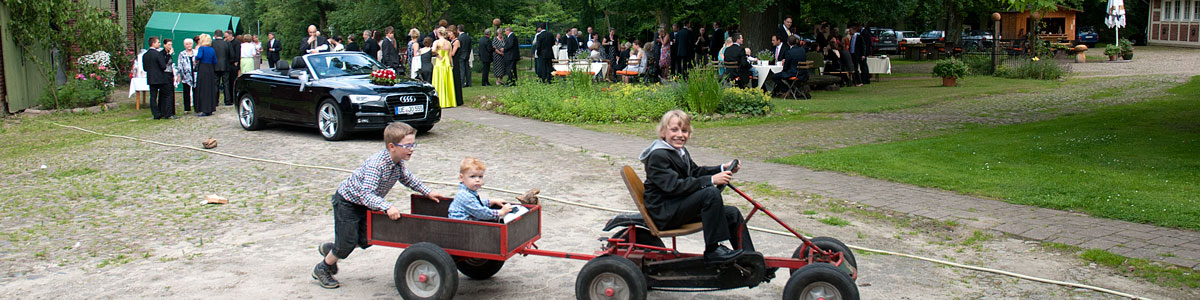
left=143, top=11, right=239, bottom=52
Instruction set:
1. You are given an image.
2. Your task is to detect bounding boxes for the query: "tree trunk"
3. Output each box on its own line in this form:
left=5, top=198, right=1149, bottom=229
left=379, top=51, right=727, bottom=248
left=738, top=2, right=778, bottom=52
left=654, top=9, right=671, bottom=28
left=945, top=2, right=963, bottom=47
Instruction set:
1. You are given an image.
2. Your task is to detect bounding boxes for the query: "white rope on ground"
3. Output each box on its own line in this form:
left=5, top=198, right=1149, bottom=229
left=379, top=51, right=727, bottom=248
left=49, top=121, right=1147, bottom=300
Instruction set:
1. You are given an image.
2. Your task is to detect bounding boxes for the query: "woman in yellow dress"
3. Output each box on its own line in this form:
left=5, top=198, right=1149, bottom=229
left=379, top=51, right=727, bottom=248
left=431, top=27, right=457, bottom=108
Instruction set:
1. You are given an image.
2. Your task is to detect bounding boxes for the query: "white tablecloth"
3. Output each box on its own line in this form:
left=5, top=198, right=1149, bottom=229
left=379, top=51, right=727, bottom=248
left=866, top=56, right=891, bottom=74
left=751, top=62, right=784, bottom=88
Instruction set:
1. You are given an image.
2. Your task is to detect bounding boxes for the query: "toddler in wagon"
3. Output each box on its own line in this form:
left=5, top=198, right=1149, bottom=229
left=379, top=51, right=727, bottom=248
left=448, top=157, right=516, bottom=221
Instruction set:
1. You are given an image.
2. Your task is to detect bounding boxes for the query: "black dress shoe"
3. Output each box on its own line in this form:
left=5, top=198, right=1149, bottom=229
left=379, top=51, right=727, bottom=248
left=704, top=245, right=743, bottom=263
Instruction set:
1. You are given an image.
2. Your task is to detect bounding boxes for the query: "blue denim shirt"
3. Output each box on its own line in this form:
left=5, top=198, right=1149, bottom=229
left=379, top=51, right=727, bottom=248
left=448, top=183, right=498, bottom=221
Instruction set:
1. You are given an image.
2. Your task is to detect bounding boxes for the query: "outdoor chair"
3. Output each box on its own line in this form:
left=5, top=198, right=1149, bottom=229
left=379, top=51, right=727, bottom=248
left=619, top=166, right=703, bottom=242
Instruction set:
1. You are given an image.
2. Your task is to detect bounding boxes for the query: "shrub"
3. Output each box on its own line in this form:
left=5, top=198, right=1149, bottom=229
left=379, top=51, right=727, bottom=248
left=932, top=58, right=969, bottom=78
left=719, top=87, right=773, bottom=116
left=493, top=79, right=677, bottom=123
left=995, top=59, right=1065, bottom=80
left=680, top=67, right=722, bottom=114
left=961, top=54, right=995, bottom=76
left=39, top=78, right=109, bottom=109
left=1118, top=38, right=1134, bottom=55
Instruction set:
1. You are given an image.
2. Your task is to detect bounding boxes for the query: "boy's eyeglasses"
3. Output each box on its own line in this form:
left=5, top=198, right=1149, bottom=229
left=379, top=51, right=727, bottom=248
left=392, top=143, right=417, bottom=150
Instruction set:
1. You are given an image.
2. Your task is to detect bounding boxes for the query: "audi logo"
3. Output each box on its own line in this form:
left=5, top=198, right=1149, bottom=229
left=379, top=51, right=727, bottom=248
left=396, top=96, right=418, bottom=103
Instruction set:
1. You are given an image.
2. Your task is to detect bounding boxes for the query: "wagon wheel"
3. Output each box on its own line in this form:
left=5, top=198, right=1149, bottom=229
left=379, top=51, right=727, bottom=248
left=609, top=227, right=664, bottom=249
left=455, top=257, right=505, bottom=280
left=791, top=237, right=857, bottom=276
left=575, top=255, right=647, bottom=300
left=395, top=242, right=458, bottom=300
left=782, top=263, right=859, bottom=300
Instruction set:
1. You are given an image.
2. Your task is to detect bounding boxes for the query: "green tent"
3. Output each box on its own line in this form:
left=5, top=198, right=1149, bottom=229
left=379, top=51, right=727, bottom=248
left=143, top=12, right=240, bottom=91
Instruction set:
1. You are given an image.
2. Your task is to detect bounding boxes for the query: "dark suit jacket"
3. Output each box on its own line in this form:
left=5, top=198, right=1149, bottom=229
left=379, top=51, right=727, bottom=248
left=852, top=33, right=869, bottom=58
left=299, top=35, right=330, bottom=54
left=772, top=43, right=790, bottom=62
left=860, top=29, right=874, bottom=56
left=776, top=24, right=791, bottom=42
left=363, top=38, right=380, bottom=59
left=566, top=35, right=579, bottom=57
left=534, top=30, right=554, bottom=60
left=143, top=49, right=171, bottom=85
left=456, top=32, right=473, bottom=61
left=345, top=41, right=360, bottom=52
left=503, top=33, right=518, bottom=61
left=266, top=39, right=281, bottom=61
left=478, top=36, right=494, bottom=63
left=676, top=27, right=692, bottom=57
left=381, top=38, right=400, bottom=67
left=211, top=39, right=230, bottom=72
left=226, top=38, right=240, bottom=69
left=780, top=46, right=807, bottom=81
left=710, top=28, right=725, bottom=56
left=642, top=147, right=722, bottom=223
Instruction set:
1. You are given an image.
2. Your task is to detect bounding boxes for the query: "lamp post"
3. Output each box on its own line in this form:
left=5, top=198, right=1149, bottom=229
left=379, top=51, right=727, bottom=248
left=992, top=12, right=1001, bottom=74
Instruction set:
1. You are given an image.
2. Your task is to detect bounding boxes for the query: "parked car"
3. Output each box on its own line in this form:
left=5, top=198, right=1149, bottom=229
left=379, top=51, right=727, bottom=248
left=961, top=30, right=994, bottom=51
left=234, top=52, right=441, bottom=141
left=869, top=27, right=898, bottom=52
left=896, top=31, right=922, bottom=51
left=919, top=30, right=948, bottom=44
left=1077, top=26, right=1098, bottom=46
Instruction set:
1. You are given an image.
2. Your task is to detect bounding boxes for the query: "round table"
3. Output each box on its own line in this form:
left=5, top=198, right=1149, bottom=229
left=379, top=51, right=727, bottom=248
left=751, top=62, right=784, bottom=88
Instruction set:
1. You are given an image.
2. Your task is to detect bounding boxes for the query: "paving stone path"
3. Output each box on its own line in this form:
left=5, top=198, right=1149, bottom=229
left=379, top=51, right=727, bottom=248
left=444, top=107, right=1200, bottom=270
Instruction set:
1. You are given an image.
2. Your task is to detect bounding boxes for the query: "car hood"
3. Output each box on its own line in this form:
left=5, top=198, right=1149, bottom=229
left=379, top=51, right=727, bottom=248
left=320, top=75, right=434, bottom=94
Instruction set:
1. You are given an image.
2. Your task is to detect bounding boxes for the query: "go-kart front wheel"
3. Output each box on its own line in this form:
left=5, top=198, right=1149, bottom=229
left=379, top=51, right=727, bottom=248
left=792, top=236, right=857, bottom=276
left=782, top=263, right=859, bottom=300
left=395, top=242, right=458, bottom=299
left=575, top=255, right=647, bottom=300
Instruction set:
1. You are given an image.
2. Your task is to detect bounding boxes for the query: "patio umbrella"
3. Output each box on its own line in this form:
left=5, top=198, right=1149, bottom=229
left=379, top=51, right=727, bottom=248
left=1105, top=0, right=1126, bottom=43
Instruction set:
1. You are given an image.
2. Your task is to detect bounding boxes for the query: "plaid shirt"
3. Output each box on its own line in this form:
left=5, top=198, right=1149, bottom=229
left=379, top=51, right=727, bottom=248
left=448, top=183, right=499, bottom=221
left=336, top=150, right=432, bottom=211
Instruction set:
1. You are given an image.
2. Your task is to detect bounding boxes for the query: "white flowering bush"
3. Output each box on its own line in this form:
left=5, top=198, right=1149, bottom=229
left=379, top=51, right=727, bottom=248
left=40, top=50, right=116, bottom=109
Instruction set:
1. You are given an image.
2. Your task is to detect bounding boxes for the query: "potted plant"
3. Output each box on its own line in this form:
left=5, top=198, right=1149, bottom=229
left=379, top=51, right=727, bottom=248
left=932, top=58, right=968, bottom=87
left=1103, top=44, right=1120, bottom=61
left=755, top=50, right=774, bottom=65
left=1119, top=38, right=1134, bottom=60
left=1071, top=44, right=1088, bottom=63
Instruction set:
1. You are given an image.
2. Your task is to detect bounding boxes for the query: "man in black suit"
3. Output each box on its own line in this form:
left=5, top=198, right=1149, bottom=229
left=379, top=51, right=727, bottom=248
left=144, top=37, right=174, bottom=119
left=502, top=27, right=519, bottom=85
left=770, top=34, right=789, bottom=62
left=675, top=22, right=693, bottom=76
left=211, top=30, right=231, bottom=106
left=776, top=16, right=794, bottom=43
left=564, top=28, right=580, bottom=58
left=771, top=37, right=807, bottom=97
left=533, top=23, right=554, bottom=84
left=299, top=25, right=330, bottom=55
left=223, top=31, right=239, bottom=105
left=722, top=33, right=750, bottom=88
left=710, top=21, right=725, bottom=61
left=850, top=24, right=871, bottom=85
left=380, top=26, right=401, bottom=70
left=362, top=30, right=380, bottom=60
left=669, top=23, right=680, bottom=75
left=478, top=28, right=494, bottom=86
left=455, top=25, right=473, bottom=87
left=265, top=32, right=281, bottom=68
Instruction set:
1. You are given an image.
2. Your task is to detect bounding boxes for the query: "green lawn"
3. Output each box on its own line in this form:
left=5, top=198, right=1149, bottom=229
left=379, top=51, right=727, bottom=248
left=777, top=76, right=1061, bottom=114
left=773, top=76, right=1200, bottom=230
left=0, top=103, right=160, bottom=159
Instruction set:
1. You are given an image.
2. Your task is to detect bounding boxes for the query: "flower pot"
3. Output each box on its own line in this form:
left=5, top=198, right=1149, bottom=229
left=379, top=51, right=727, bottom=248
left=1108, top=55, right=1116, bottom=61
left=1122, top=53, right=1133, bottom=60
left=1075, top=53, right=1086, bottom=63
left=942, top=76, right=956, bottom=87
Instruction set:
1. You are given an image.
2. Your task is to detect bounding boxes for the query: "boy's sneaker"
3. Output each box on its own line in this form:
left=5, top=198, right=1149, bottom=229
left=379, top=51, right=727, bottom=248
left=312, top=262, right=340, bottom=289
left=317, top=242, right=338, bottom=274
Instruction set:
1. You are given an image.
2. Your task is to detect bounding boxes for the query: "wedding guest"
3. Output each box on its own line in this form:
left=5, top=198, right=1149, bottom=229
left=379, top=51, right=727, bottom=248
left=193, top=34, right=218, bottom=116
left=177, top=38, right=197, bottom=113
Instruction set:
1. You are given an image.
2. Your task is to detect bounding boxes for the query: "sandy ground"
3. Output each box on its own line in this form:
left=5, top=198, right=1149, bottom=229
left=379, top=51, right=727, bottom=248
left=1, top=105, right=1194, bottom=299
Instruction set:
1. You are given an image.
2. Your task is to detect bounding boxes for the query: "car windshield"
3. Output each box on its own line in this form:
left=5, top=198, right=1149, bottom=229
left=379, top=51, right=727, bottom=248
left=921, top=31, right=942, bottom=38
left=306, top=53, right=384, bottom=79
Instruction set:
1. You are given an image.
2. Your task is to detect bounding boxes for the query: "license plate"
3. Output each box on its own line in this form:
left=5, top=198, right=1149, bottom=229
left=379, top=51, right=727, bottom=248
left=395, top=105, right=424, bottom=115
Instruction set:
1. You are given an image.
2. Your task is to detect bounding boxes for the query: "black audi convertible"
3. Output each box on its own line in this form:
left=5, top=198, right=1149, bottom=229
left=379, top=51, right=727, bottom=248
left=233, top=52, right=440, bottom=141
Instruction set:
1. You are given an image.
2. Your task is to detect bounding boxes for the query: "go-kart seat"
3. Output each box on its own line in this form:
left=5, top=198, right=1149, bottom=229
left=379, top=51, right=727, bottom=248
left=620, top=165, right=703, bottom=237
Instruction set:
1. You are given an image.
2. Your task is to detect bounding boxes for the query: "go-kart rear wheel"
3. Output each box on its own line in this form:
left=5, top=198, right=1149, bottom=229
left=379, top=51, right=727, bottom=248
left=575, top=255, right=647, bottom=300
left=791, top=237, right=857, bottom=275
left=455, top=257, right=505, bottom=280
left=395, top=242, right=458, bottom=300
left=609, top=227, right=664, bottom=248
left=782, top=263, right=859, bottom=300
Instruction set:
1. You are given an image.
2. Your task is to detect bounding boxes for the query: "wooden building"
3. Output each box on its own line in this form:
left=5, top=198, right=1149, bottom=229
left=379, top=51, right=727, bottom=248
left=999, top=5, right=1081, bottom=42
left=1149, top=0, right=1200, bottom=47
